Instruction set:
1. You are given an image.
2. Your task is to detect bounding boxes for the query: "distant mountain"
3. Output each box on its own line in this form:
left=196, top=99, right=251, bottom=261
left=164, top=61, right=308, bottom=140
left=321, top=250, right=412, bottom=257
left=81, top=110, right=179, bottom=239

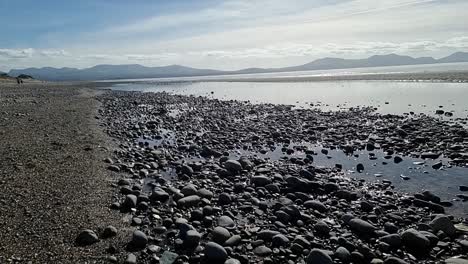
left=8, top=52, right=468, bottom=81
left=438, top=52, right=468, bottom=63
left=9, top=64, right=223, bottom=81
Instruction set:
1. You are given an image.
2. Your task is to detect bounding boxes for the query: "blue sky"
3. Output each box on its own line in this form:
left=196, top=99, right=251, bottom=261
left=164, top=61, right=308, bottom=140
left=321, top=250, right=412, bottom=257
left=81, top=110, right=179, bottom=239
left=1, top=0, right=468, bottom=71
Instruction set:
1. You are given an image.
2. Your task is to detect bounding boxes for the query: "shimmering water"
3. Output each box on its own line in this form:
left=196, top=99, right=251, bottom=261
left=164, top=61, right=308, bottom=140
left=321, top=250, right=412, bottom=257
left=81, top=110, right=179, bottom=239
left=111, top=81, right=468, bottom=120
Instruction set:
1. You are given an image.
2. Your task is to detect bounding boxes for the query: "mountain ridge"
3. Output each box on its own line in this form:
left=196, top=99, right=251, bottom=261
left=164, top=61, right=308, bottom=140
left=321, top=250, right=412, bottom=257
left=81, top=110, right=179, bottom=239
left=8, top=52, right=468, bottom=81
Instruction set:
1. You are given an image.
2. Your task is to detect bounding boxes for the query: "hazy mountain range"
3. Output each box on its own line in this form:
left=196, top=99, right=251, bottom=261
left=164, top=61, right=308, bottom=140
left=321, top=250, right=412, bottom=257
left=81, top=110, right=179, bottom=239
left=8, top=52, right=468, bottom=81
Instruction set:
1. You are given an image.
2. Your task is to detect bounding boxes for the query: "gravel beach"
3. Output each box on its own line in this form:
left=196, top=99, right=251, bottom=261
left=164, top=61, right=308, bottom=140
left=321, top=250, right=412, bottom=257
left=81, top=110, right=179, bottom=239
left=0, top=82, right=126, bottom=263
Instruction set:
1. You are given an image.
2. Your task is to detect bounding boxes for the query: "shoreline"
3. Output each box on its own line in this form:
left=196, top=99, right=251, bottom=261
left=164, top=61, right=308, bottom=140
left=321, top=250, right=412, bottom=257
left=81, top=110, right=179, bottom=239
left=96, top=70, right=468, bottom=84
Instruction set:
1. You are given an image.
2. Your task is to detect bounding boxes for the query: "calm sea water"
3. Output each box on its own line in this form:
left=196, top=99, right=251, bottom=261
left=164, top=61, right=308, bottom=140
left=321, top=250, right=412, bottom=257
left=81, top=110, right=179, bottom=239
left=111, top=81, right=468, bottom=119
left=101, top=61, right=468, bottom=82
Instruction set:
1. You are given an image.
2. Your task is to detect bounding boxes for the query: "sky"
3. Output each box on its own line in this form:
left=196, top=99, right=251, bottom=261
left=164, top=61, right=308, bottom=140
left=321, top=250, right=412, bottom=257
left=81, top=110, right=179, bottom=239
left=1, top=0, right=468, bottom=72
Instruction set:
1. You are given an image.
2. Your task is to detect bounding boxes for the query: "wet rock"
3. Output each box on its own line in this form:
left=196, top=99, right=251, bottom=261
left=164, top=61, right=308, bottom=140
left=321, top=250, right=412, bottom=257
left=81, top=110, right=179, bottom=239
left=432, top=162, right=443, bottom=170
left=421, top=152, right=442, bottom=159
left=356, top=163, right=364, bottom=172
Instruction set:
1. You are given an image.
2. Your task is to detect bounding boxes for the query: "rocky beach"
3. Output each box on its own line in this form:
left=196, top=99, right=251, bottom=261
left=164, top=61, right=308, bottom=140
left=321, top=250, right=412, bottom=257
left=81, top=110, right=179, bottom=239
left=1, top=81, right=468, bottom=263
left=95, top=87, right=468, bottom=264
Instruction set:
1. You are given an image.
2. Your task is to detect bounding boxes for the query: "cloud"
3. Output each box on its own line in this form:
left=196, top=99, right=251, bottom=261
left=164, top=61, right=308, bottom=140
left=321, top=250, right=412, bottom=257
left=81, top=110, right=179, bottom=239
left=0, top=48, right=71, bottom=60
left=187, top=37, right=468, bottom=60
left=0, top=48, right=34, bottom=59
left=39, top=49, right=70, bottom=57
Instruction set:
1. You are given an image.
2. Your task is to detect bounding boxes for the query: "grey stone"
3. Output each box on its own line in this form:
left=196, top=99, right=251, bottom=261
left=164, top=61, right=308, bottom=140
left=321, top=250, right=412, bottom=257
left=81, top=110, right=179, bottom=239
left=430, top=215, right=456, bottom=236
left=177, top=195, right=201, bottom=207
left=303, top=200, right=328, bottom=212
left=124, top=253, right=137, bottom=264
left=334, top=247, right=350, bottom=261
left=272, top=234, right=290, bottom=247
left=445, top=258, right=468, bottom=264
left=224, top=235, right=241, bottom=247
left=198, top=188, right=214, bottom=199
left=306, top=249, right=334, bottom=264
left=257, top=230, right=280, bottom=241
left=349, top=218, right=377, bottom=234
left=254, top=245, right=272, bottom=256
left=383, top=257, right=409, bottom=264
left=123, top=194, right=137, bottom=209
left=204, top=242, right=228, bottom=261
left=185, top=230, right=201, bottom=247
left=251, top=175, right=272, bottom=186
left=181, top=184, right=198, bottom=196
left=380, top=234, right=402, bottom=248
left=224, top=160, right=242, bottom=172
left=224, top=259, right=241, bottom=264
left=212, top=226, right=231, bottom=244
left=218, top=215, right=235, bottom=228
left=76, top=229, right=99, bottom=246
left=401, top=228, right=430, bottom=253
left=160, top=251, right=179, bottom=264
left=218, top=193, right=232, bottom=205
left=131, top=230, right=148, bottom=248
left=180, top=165, right=193, bottom=176
left=102, top=225, right=118, bottom=238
